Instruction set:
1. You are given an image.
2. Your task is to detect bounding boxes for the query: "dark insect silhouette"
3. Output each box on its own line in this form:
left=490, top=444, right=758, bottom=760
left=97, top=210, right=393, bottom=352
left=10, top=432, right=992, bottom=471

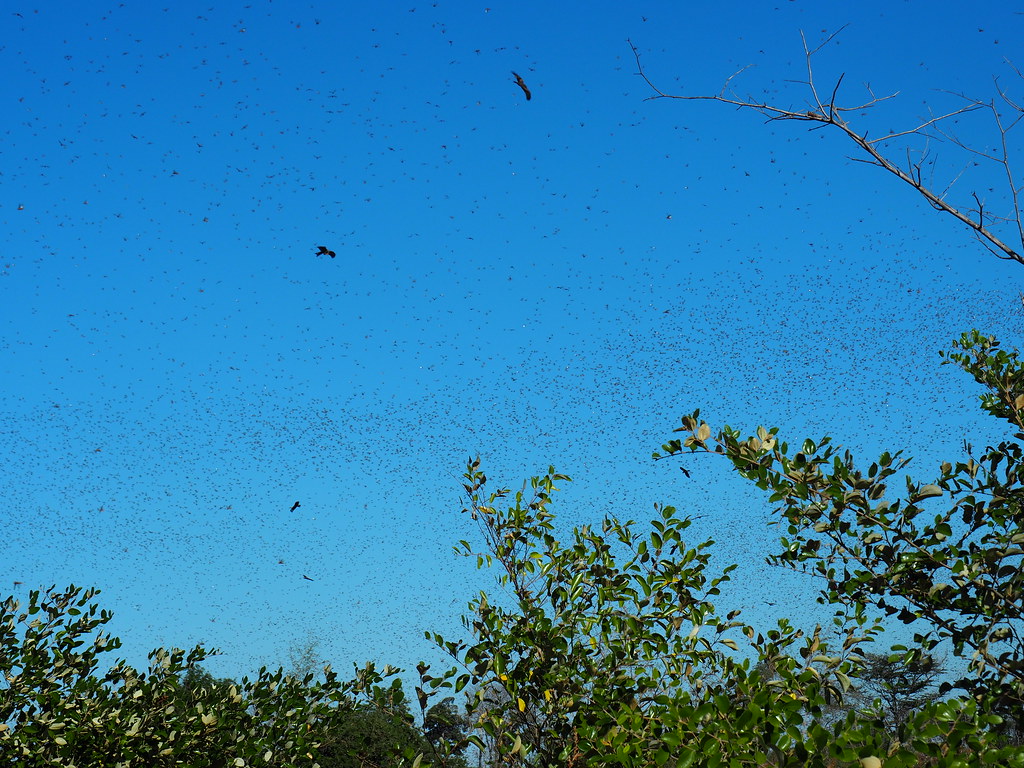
left=314, top=245, right=336, bottom=258
left=511, top=71, right=531, bottom=101
left=302, top=574, right=314, bottom=581
left=290, top=501, right=301, bottom=512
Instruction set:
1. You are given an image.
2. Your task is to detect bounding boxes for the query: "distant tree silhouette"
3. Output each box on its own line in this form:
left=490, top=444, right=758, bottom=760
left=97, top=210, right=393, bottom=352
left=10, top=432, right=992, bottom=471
left=844, top=652, right=945, bottom=738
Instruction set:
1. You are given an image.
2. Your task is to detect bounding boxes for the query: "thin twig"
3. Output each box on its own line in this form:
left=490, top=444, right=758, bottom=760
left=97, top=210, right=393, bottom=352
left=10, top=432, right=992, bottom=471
left=629, top=32, right=1024, bottom=265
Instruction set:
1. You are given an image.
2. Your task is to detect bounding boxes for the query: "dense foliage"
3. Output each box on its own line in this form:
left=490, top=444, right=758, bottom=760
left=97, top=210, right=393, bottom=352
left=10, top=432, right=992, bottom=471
left=0, top=585, right=419, bottom=767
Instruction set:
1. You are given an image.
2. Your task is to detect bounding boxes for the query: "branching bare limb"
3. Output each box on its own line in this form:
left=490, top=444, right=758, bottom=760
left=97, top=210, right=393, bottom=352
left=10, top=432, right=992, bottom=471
left=628, top=35, right=1024, bottom=266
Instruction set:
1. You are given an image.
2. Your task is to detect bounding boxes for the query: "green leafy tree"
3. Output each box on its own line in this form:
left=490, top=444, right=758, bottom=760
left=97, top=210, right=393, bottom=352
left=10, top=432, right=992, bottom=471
left=313, top=690, right=423, bottom=768
left=0, top=585, right=402, bottom=767
left=178, top=664, right=237, bottom=709
left=421, top=697, right=469, bottom=761
left=410, top=458, right=1019, bottom=767
left=628, top=26, right=1024, bottom=761
left=461, top=681, right=545, bottom=768
left=841, top=652, right=945, bottom=740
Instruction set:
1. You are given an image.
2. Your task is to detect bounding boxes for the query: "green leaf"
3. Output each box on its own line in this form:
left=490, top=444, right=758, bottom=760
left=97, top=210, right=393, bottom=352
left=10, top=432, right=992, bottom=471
left=913, top=484, right=943, bottom=501
left=676, top=747, right=697, bottom=768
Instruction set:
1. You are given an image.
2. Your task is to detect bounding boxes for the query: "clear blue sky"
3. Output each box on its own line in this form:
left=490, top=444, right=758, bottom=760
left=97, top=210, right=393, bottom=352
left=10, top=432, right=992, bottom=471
left=3, top=1, right=1023, bottom=683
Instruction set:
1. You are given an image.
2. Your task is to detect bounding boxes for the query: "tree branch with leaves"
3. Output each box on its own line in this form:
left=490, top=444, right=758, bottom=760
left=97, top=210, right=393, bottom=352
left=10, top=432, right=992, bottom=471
left=654, top=329, right=1024, bottom=716
left=408, top=458, right=1011, bottom=767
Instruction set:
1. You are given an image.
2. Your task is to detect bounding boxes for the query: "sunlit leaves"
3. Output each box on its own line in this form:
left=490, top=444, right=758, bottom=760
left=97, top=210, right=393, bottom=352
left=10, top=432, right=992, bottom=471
left=0, top=586, right=399, bottom=766
left=412, top=459, right=913, bottom=767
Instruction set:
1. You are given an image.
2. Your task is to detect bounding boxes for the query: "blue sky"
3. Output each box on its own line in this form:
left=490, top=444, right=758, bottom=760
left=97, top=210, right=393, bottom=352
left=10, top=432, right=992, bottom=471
left=3, top=1, right=1023, bottom=683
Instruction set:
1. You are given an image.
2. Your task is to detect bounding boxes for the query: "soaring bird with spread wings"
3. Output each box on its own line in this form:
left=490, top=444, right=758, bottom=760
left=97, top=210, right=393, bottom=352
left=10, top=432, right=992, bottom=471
left=511, top=71, right=531, bottom=101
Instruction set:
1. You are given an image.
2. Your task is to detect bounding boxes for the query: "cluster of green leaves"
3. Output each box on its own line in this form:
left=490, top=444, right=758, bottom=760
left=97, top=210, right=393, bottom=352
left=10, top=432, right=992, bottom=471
left=0, top=585, right=413, bottom=767
left=411, top=457, right=1020, bottom=767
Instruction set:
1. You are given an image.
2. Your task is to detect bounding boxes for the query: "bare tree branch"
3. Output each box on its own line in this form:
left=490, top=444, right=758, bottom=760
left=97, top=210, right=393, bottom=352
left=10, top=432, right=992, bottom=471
left=628, top=35, right=1024, bottom=266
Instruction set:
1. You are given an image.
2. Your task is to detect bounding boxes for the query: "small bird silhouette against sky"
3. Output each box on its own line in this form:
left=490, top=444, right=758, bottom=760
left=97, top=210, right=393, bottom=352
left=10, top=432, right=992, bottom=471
left=290, top=501, right=301, bottom=512
left=511, top=71, right=532, bottom=100
left=2, top=2, right=1022, bottom=685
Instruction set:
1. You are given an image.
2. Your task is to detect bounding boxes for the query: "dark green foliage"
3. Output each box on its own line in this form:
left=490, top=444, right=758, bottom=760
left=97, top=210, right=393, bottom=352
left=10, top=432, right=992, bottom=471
left=422, top=698, right=469, bottom=754
left=314, top=698, right=422, bottom=768
left=842, top=652, right=944, bottom=738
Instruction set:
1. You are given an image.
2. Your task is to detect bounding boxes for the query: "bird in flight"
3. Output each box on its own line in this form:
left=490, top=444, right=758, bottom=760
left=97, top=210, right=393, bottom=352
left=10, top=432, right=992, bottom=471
left=290, top=501, right=301, bottom=512
left=302, top=574, right=314, bottom=581
left=511, top=71, right=531, bottom=101
left=315, top=245, right=336, bottom=258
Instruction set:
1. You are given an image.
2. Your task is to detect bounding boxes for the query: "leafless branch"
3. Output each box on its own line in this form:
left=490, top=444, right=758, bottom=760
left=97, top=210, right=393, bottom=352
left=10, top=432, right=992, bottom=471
left=629, top=34, right=1024, bottom=266
left=870, top=105, right=983, bottom=145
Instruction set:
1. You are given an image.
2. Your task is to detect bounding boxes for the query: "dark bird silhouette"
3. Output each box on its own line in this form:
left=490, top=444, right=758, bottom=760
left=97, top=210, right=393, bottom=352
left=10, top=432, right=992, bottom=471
left=511, top=71, right=531, bottom=101
left=679, top=466, right=691, bottom=478
left=314, top=245, right=336, bottom=258
left=290, top=501, right=301, bottom=512
left=302, top=574, right=314, bottom=581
